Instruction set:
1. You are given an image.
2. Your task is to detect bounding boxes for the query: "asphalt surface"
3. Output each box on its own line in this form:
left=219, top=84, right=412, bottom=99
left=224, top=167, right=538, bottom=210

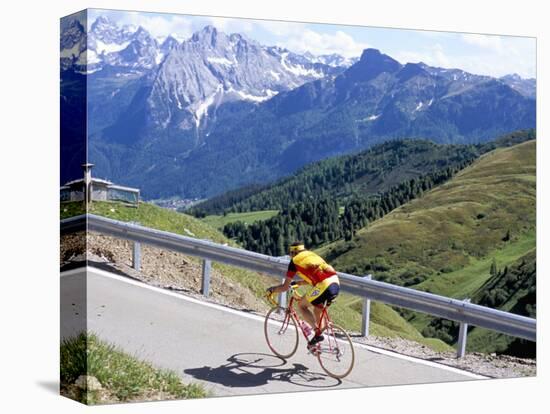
left=60, top=267, right=485, bottom=397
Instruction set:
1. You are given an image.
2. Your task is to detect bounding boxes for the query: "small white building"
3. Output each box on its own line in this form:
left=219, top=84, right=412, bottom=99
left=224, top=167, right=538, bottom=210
left=60, top=164, right=140, bottom=206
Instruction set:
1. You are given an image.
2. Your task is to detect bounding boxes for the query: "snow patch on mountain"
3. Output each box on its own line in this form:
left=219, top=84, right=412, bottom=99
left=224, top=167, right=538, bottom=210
left=280, top=52, right=323, bottom=78
left=155, top=52, right=165, bottom=65
left=194, top=84, right=224, bottom=127
left=207, top=57, right=235, bottom=66
left=235, top=88, right=278, bottom=103
left=269, top=70, right=281, bottom=81
left=94, top=39, right=131, bottom=55
left=356, top=114, right=380, bottom=122
left=87, top=50, right=101, bottom=65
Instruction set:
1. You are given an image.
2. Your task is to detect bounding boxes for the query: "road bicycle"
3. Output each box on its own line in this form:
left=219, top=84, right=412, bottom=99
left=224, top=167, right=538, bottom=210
left=264, top=283, right=355, bottom=379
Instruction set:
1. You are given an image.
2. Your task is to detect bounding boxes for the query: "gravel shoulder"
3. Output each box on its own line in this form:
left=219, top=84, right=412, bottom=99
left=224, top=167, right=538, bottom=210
left=60, top=232, right=536, bottom=380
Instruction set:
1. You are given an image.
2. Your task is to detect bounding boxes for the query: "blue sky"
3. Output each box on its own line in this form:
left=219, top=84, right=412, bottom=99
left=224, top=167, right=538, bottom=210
left=89, top=9, right=536, bottom=79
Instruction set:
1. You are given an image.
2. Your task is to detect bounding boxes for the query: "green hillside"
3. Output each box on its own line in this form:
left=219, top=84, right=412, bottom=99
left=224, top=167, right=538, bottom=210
left=319, top=140, right=536, bottom=354
left=322, top=140, right=535, bottom=281
left=466, top=250, right=536, bottom=356
left=190, top=129, right=534, bottom=217
left=193, top=130, right=535, bottom=259
left=190, top=139, right=480, bottom=215
left=417, top=249, right=536, bottom=356
left=202, top=210, right=279, bottom=230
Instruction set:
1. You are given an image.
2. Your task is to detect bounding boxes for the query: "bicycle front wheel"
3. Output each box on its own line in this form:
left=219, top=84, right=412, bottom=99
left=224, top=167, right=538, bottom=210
left=316, top=323, right=355, bottom=379
left=264, top=306, right=299, bottom=359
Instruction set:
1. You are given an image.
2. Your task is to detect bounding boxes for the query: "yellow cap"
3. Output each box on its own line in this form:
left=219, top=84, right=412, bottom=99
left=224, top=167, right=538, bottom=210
left=289, top=244, right=305, bottom=254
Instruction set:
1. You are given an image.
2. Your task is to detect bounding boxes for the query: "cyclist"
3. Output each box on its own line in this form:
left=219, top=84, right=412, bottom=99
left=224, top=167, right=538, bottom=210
left=267, top=241, right=340, bottom=349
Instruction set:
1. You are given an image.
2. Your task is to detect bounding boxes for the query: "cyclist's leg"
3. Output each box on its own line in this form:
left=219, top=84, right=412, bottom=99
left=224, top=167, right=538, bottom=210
left=309, top=283, right=340, bottom=334
left=305, top=284, right=330, bottom=339
left=312, top=305, right=325, bottom=334
left=297, top=294, right=317, bottom=329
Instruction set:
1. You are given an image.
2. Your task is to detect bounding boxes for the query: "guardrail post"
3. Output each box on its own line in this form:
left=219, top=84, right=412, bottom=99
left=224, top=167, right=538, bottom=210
left=361, top=274, right=372, bottom=337
left=132, top=242, right=141, bottom=271
left=129, top=221, right=141, bottom=271
left=456, top=298, right=471, bottom=358
left=201, top=259, right=212, bottom=297
left=278, top=278, right=287, bottom=308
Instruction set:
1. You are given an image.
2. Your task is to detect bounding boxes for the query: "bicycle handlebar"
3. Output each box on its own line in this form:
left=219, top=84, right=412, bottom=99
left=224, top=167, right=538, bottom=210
left=265, top=284, right=303, bottom=307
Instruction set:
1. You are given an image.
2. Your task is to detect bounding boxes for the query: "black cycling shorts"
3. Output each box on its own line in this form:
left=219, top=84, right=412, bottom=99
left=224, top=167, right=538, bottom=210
left=310, top=282, right=340, bottom=307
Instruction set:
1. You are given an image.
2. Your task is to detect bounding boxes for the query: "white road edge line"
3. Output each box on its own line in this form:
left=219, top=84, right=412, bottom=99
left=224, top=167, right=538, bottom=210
left=62, top=266, right=489, bottom=380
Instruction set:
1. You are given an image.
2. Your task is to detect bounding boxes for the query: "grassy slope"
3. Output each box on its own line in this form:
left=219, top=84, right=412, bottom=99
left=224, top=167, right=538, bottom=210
left=61, top=333, right=207, bottom=404
left=330, top=294, right=451, bottom=351
left=407, top=234, right=535, bottom=334
left=322, top=140, right=535, bottom=279
left=202, top=210, right=279, bottom=230
left=318, top=141, right=536, bottom=350
left=61, top=201, right=272, bottom=300
left=465, top=249, right=536, bottom=355
left=62, top=201, right=226, bottom=243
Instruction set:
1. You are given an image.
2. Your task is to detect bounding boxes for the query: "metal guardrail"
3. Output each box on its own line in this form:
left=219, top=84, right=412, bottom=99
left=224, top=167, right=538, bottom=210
left=61, top=214, right=536, bottom=353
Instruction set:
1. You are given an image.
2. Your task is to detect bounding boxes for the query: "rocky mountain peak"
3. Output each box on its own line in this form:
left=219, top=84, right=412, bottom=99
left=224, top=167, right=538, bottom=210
left=161, top=35, right=180, bottom=51
left=133, top=26, right=155, bottom=44
left=397, top=62, right=430, bottom=81
left=191, top=25, right=219, bottom=44
left=341, top=48, right=402, bottom=83
left=359, top=48, right=401, bottom=70
left=91, top=15, right=113, bottom=28
left=60, top=18, right=85, bottom=49
left=90, top=15, right=119, bottom=38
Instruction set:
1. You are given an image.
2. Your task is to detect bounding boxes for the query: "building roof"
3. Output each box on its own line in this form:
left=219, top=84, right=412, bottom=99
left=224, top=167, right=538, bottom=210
left=63, top=177, right=113, bottom=186
left=61, top=178, right=139, bottom=193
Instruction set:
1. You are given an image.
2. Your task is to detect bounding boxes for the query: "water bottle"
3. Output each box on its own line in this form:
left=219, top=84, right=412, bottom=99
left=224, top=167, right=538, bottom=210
left=300, top=320, right=312, bottom=337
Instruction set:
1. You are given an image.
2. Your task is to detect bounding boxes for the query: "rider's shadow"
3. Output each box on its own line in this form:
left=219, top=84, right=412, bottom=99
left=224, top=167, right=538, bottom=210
left=183, top=353, right=341, bottom=388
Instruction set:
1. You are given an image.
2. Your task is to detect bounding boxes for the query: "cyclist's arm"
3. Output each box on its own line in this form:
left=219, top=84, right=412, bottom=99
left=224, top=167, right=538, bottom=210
left=268, top=277, right=292, bottom=294
left=268, top=260, right=299, bottom=293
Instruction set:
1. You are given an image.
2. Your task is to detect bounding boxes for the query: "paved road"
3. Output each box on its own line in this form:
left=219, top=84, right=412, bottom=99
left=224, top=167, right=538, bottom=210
left=61, top=267, right=485, bottom=397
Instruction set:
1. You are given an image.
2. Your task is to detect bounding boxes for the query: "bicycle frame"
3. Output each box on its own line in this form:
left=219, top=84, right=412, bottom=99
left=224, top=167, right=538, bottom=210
left=265, top=286, right=355, bottom=378
left=269, top=288, right=336, bottom=352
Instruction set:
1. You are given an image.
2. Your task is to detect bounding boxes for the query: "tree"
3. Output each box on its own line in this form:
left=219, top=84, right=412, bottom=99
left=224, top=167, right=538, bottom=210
left=490, top=258, right=497, bottom=276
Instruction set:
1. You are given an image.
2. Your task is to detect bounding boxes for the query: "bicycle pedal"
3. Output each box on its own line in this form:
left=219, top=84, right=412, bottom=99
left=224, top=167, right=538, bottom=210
left=307, top=345, right=321, bottom=356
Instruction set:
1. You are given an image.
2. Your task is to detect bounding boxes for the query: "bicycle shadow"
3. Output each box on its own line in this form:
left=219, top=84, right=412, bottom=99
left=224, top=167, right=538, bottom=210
left=184, top=353, right=342, bottom=389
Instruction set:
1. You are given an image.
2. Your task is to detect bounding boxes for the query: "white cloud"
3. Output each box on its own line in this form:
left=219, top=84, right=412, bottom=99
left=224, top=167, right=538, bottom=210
left=394, top=43, right=451, bottom=68
left=252, top=20, right=368, bottom=57
left=255, top=20, right=306, bottom=37
left=204, top=16, right=254, bottom=34
left=279, top=29, right=369, bottom=58
left=460, top=35, right=535, bottom=77
left=395, top=41, right=535, bottom=79
left=461, top=33, right=505, bottom=52
left=116, top=12, right=194, bottom=42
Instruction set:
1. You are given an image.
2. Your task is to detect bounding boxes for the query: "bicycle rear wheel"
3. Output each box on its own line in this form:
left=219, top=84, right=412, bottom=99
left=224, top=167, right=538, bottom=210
left=264, top=306, right=299, bottom=359
left=316, top=323, right=355, bottom=379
